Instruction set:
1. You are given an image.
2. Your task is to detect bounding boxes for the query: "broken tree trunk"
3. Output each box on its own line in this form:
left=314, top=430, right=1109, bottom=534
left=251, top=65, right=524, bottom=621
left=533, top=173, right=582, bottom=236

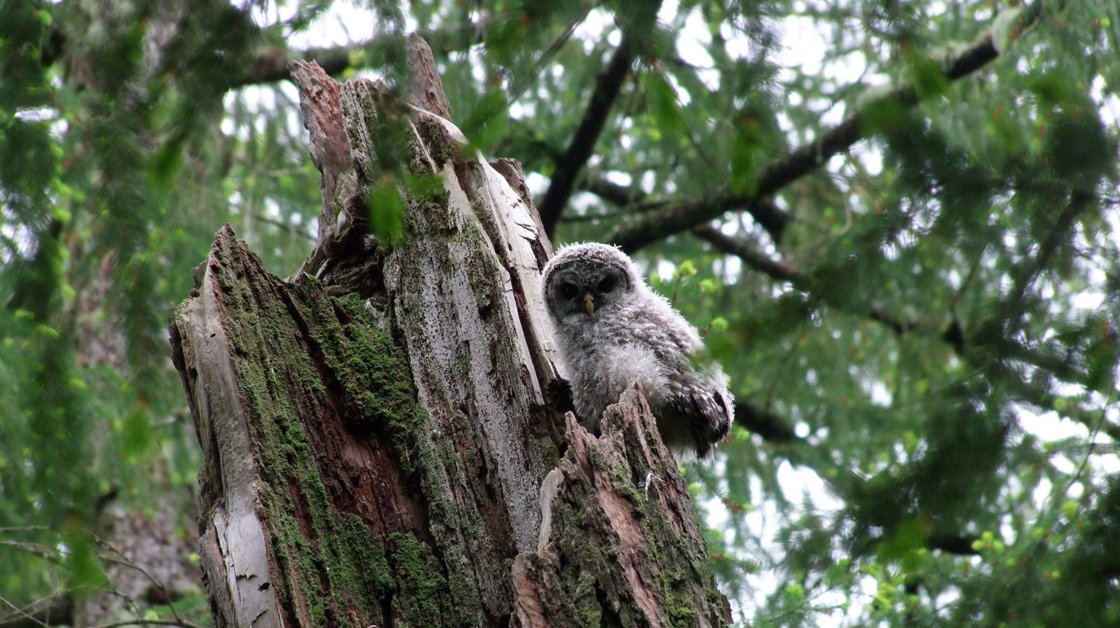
left=169, top=35, right=731, bottom=628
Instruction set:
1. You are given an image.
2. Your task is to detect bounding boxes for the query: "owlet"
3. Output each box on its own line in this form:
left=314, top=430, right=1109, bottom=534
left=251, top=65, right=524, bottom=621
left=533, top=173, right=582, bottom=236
left=542, top=243, right=733, bottom=458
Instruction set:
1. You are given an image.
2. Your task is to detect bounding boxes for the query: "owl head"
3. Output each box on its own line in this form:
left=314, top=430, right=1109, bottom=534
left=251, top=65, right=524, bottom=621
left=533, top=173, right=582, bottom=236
left=542, top=243, right=642, bottom=320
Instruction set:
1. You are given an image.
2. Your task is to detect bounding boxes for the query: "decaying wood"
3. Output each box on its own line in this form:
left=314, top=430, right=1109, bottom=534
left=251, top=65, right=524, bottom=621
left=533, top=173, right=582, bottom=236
left=170, top=233, right=286, bottom=628
left=170, top=34, right=729, bottom=628
left=513, top=385, right=732, bottom=627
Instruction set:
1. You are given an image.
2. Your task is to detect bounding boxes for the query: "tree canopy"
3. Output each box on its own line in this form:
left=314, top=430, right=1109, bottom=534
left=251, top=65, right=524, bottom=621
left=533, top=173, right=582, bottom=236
left=2, top=0, right=1119, bottom=626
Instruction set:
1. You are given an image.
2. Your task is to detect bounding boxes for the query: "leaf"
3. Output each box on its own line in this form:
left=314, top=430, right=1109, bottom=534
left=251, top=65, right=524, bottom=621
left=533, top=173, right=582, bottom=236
left=876, top=517, right=927, bottom=563
left=904, top=50, right=950, bottom=99
left=642, top=71, right=686, bottom=138
left=709, top=316, right=729, bottom=333
left=121, top=406, right=154, bottom=457
left=461, top=90, right=509, bottom=153
left=63, top=530, right=108, bottom=591
left=368, top=177, right=407, bottom=244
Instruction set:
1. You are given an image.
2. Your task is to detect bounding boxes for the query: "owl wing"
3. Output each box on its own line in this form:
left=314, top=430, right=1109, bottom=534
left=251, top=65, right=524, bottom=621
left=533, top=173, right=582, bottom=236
left=660, top=369, right=734, bottom=458
left=622, top=297, right=733, bottom=457
left=622, top=298, right=702, bottom=358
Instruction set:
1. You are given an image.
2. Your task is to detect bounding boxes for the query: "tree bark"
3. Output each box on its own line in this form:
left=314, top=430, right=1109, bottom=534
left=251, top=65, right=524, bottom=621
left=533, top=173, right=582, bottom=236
left=169, top=35, right=730, bottom=628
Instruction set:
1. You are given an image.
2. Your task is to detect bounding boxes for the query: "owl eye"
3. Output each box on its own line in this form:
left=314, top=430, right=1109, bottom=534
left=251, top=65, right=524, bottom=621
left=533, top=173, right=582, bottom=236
left=597, top=275, right=617, bottom=294
left=558, top=282, right=580, bottom=299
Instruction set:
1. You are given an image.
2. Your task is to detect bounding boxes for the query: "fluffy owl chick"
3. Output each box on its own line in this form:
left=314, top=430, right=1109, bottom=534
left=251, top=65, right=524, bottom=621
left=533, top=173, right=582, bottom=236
left=542, top=243, right=733, bottom=459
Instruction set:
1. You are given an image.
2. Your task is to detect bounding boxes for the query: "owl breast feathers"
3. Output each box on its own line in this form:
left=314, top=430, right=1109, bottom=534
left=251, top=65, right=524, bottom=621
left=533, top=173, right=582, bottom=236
left=541, top=243, right=734, bottom=459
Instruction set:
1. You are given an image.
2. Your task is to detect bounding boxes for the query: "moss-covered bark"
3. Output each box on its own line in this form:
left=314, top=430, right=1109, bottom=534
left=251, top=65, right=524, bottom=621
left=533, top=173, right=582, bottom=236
left=170, top=35, right=730, bottom=628
left=171, top=228, right=480, bottom=627
left=511, top=386, right=731, bottom=627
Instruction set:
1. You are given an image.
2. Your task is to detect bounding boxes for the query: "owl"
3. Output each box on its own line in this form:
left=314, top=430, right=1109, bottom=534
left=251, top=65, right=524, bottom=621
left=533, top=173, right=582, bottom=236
left=542, top=243, right=734, bottom=459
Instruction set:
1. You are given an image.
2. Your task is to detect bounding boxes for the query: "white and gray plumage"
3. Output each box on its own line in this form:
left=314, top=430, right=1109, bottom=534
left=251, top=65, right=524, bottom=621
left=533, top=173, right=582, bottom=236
left=542, top=243, right=734, bottom=459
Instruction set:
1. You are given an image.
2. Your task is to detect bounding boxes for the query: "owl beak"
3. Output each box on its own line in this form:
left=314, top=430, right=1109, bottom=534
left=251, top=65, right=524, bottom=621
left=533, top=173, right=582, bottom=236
left=583, top=292, right=595, bottom=316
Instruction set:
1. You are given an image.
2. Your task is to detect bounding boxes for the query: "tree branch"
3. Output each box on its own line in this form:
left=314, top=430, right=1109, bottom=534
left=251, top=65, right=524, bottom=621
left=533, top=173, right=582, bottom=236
left=234, top=21, right=491, bottom=89
left=571, top=171, right=787, bottom=241
left=727, top=411, right=983, bottom=558
left=91, top=620, right=206, bottom=628
left=577, top=172, right=646, bottom=207
left=734, top=401, right=800, bottom=443
left=608, top=5, right=1041, bottom=252
left=251, top=213, right=316, bottom=241
left=538, top=37, right=637, bottom=237
left=613, top=192, right=790, bottom=249
left=694, top=226, right=915, bottom=336
left=1003, top=190, right=1092, bottom=324
left=928, top=534, right=981, bottom=556
left=0, top=594, right=72, bottom=628
left=41, top=18, right=488, bottom=91
left=236, top=44, right=357, bottom=87
left=692, top=226, right=808, bottom=285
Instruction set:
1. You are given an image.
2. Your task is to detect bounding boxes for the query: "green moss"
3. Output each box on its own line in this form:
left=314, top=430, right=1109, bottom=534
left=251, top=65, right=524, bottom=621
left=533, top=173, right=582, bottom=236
left=306, top=294, right=429, bottom=472
left=331, top=515, right=394, bottom=609
left=450, top=220, right=501, bottom=314
left=533, top=437, right=726, bottom=627
left=389, top=532, right=450, bottom=624
left=445, top=567, right=482, bottom=625
left=631, top=470, right=713, bottom=627
left=206, top=249, right=480, bottom=628
left=417, top=117, right=456, bottom=167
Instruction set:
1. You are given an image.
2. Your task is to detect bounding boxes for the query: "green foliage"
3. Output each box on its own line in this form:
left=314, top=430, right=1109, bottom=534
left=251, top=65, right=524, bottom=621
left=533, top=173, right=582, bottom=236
left=368, top=177, right=407, bottom=244
left=2, top=0, right=1119, bottom=626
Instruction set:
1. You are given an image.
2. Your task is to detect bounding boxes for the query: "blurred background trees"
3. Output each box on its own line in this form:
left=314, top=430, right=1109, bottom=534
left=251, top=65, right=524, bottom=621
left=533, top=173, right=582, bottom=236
left=1, top=0, right=1118, bottom=626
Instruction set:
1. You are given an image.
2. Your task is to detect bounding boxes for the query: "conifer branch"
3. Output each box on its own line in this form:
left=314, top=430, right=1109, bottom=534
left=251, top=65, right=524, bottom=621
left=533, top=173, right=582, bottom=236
left=4, top=219, right=62, bottom=320
left=693, top=226, right=913, bottom=336
left=928, top=534, right=982, bottom=556
left=692, top=226, right=808, bottom=285
left=251, top=213, right=317, bottom=241
left=569, top=172, right=787, bottom=235
left=703, top=193, right=1111, bottom=451
left=734, top=401, right=800, bottom=443
left=234, top=21, right=491, bottom=88
left=608, top=5, right=1042, bottom=252
left=1003, top=190, right=1092, bottom=322
left=41, top=23, right=488, bottom=90
left=538, top=37, right=637, bottom=237
left=236, top=44, right=357, bottom=87
left=576, top=171, right=646, bottom=208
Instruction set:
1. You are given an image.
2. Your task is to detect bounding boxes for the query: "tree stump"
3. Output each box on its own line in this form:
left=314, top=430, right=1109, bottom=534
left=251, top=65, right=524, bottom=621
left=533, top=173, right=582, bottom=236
left=169, top=35, right=730, bottom=628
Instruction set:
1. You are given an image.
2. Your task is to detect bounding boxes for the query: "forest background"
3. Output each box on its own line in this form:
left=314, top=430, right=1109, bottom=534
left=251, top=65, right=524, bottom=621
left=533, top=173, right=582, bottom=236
left=2, top=0, right=1119, bottom=626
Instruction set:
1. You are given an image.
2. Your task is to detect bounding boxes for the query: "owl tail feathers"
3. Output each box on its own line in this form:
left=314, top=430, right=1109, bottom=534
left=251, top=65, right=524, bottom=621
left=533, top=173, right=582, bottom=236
left=682, top=414, right=730, bottom=460
left=691, top=423, right=730, bottom=459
